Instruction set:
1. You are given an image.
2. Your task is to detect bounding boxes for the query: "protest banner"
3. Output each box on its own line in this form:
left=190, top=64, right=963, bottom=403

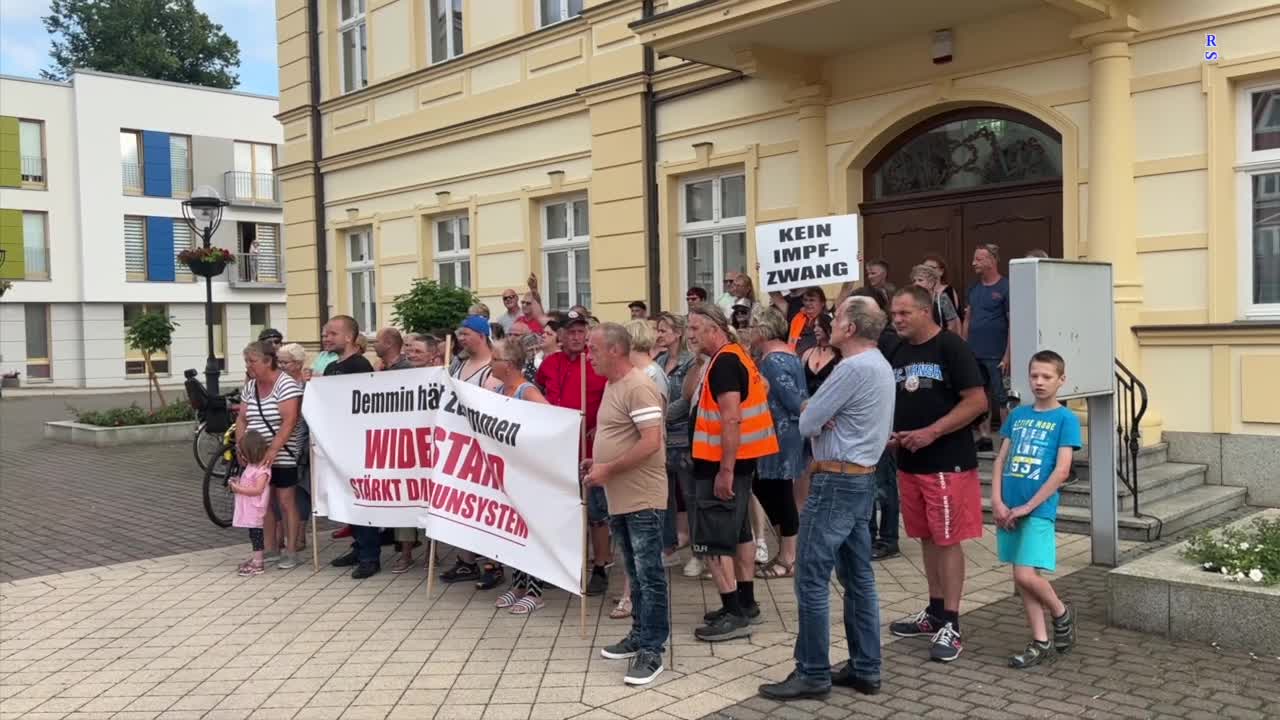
left=756, top=213, right=860, bottom=292
left=302, top=366, right=585, bottom=594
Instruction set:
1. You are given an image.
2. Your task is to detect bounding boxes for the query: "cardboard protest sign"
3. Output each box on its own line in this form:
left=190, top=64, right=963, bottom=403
left=756, top=214, right=860, bottom=292
left=303, top=367, right=584, bottom=594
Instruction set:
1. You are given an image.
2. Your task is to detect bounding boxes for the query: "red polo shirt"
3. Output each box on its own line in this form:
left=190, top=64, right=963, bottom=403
left=535, top=350, right=606, bottom=458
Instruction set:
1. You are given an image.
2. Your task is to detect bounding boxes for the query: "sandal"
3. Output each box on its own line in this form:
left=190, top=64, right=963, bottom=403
left=237, top=561, right=264, bottom=577
left=755, top=558, right=795, bottom=579
left=495, top=590, right=520, bottom=609
left=510, top=593, right=545, bottom=615
left=609, top=595, right=632, bottom=619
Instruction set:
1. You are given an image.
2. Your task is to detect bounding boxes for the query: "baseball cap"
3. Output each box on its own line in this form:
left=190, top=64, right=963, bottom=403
left=258, top=328, right=283, bottom=342
left=459, top=314, right=491, bottom=337
left=565, top=310, right=589, bottom=326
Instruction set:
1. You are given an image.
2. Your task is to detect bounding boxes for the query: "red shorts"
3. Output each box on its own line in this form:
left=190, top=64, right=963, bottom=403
left=899, top=469, right=983, bottom=546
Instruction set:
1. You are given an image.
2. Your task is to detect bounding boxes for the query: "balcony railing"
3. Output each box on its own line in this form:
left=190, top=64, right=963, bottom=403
left=21, top=155, right=45, bottom=184
left=122, top=161, right=142, bottom=194
left=231, top=252, right=285, bottom=286
left=224, top=171, right=279, bottom=206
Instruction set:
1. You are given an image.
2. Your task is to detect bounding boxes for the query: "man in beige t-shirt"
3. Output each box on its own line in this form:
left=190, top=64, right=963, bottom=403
left=583, top=323, right=669, bottom=687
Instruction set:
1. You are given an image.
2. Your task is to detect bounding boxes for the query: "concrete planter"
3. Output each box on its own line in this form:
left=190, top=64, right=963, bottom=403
left=1108, top=509, right=1279, bottom=654
left=44, top=420, right=195, bottom=447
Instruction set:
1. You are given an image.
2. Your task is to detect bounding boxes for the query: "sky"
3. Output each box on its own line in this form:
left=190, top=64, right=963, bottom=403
left=0, top=0, right=280, bottom=95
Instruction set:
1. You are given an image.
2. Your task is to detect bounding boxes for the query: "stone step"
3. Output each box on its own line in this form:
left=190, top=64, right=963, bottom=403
left=981, top=484, right=1248, bottom=541
left=979, top=461, right=1208, bottom=510
left=977, top=442, right=1169, bottom=481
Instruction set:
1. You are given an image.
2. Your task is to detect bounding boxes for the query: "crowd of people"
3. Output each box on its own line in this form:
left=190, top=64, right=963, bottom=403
left=226, top=245, right=1083, bottom=691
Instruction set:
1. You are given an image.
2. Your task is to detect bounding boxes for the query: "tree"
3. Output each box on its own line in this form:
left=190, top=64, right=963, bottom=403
left=125, top=311, right=177, bottom=411
left=42, top=0, right=241, bottom=89
left=392, top=279, right=477, bottom=340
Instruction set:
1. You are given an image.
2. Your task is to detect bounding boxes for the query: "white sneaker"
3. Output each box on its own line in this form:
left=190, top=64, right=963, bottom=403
left=682, top=556, right=703, bottom=578
left=276, top=553, right=299, bottom=570
left=755, top=538, right=769, bottom=564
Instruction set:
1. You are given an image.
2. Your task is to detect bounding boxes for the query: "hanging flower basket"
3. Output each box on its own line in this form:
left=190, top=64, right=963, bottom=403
left=178, top=247, right=236, bottom=278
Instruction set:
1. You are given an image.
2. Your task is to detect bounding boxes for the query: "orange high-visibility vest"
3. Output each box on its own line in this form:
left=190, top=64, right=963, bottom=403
left=692, top=343, right=779, bottom=462
left=787, top=312, right=810, bottom=348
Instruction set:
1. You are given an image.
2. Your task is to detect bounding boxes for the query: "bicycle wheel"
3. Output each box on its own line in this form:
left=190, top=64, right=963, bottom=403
left=193, top=422, right=222, bottom=473
left=202, top=445, right=237, bottom=528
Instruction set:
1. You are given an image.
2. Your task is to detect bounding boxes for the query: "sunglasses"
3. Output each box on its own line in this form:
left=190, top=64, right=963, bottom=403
left=502, top=295, right=517, bottom=300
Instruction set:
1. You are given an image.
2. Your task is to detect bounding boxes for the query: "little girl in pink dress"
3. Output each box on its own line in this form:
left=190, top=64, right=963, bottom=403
left=231, top=430, right=273, bottom=576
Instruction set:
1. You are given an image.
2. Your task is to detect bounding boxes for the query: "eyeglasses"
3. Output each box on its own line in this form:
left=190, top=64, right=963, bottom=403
left=502, top=295, right=517, bottom=300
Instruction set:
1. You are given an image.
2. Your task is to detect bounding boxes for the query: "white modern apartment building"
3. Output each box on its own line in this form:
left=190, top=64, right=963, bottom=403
left=0, top=70, right=287, bottom=388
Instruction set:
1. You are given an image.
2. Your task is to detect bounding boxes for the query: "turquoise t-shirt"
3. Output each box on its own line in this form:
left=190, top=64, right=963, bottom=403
left=998, top=404, right=1082, bottom=521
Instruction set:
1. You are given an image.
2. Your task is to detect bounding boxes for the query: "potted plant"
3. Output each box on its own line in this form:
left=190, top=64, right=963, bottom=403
left=178, top=247, right=236, bottom=278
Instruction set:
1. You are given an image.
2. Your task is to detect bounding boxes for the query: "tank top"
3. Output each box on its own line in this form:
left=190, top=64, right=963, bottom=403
left=497, top=382, right=536, bottom=401
left=451, top=357, right=493, bottom=387
left=803, top=349, right=839, bottom=397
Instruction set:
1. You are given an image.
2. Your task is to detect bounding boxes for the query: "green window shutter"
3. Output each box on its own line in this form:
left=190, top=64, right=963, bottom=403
left=0, top=117, right=20, bottom=188
left=0, top=208, right=26, bottom=279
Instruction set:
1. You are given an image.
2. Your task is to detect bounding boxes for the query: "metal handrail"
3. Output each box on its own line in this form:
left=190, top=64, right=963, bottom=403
left=223, top=170, right=278, bottom=203
left=20, top=155, right=45, bottom=183
left=1114, top=359, right=1155, bottom=535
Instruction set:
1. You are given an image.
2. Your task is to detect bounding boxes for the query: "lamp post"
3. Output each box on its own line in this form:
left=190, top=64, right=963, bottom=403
left=181, top=186, right=230, bottom=396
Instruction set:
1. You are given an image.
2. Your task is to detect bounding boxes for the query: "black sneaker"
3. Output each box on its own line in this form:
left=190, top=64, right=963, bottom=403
left=351, top=562, right=380, bottom=580
left=889, top=608, right=943, bottom=638
left=871, top=543, right=900, bottom=560
left=1009, top=639, right=1052, bottom=669
left=1052, top=604, right=1075, bottom=654
left=624, top=650, right=664, bottom=686
left=330, top=550, right=358, bottom=568
left=475, top=563, right=504, bottom=590
left=758, top=671, right=831, bottom=701
left=976, top=437, right=995, bottom=452
left=831, top=663, right=881, bottom=695
left=439, top=558, right=478, bottom=583
left=703, top=602, right=762, bottom=626
left=929, top=622, right=963, bottom=662
left=600, top=635, right=640, bottom=660
left=694, top=610, right=750, bottom=642
left=585, top=566, right=609, bottom=596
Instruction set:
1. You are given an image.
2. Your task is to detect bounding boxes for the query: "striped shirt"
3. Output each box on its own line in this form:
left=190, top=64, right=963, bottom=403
left=243, top=372, right=305, bottom=467
left=593, top=369, right=667, bottom=515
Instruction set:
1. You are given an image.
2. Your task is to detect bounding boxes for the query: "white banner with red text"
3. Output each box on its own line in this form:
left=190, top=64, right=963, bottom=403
left=302, top=367, right=584, bottom=594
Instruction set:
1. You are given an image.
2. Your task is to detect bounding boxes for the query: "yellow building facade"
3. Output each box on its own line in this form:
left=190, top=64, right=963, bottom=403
left=274, top=0, right=1280, bottom=462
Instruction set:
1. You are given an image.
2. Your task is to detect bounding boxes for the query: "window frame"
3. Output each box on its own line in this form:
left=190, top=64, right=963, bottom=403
left=123, top=303, right=171, bottom=377
left=1236, top=80, right=1280, bottom=320
left=232, top=140, right=277, bottom=202
left=428, top=0, right=464, bottom=63
left=249, top=303, right=271, bottom=342
left=678, top=170, right=747, bottom=308
left=21, top=210, right=50, bottom=281
left=168, top=134, right=193, bottom=197
left=536, top=0, right=583, bottom=28
left=339, top=0, right=369, bottom=95
left=24, top=303, right=51, bottom=382
left=120, top=129, right=143, bottom=195
left=346, top=227, right=377, bottom=334
left=18, top=118, right=46, bottom=188
left=433, top=214, right=472, bottom=289
left=540, top=196, right=590, bottom=310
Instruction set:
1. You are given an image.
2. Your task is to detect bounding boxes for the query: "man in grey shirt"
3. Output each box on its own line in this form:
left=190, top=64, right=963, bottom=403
left=759, top=296, right=896, bottom=702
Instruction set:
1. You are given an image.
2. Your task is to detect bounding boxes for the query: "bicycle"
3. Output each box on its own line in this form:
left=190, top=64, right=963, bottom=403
left=184, top=369, right=240, bottom=477
left=202, top=423, right=241, bottom=529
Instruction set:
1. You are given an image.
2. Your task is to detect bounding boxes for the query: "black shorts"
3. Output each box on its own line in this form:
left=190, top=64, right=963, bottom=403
left=690, top=467, right=753, bottom=557
left=270, top=466, right=299, bottom=489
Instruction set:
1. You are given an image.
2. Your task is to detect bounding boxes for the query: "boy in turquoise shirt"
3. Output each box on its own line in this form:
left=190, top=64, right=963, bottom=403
left=991, top=349, right=1081, bottom=669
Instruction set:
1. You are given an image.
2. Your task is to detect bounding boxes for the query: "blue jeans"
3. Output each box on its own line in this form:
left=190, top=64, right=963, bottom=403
left=352, top=525, right=381, bottom=565
left=794, top=472, right=881, bottom=685
left=868, top=449, right=899, bottom=545
left=610, top=509, right=670, bottom=654
left=587, top=486, right=609, bottom=526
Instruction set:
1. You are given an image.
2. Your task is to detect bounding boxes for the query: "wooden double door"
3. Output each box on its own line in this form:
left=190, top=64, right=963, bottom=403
left=860, top=181, right=1063, bottom=292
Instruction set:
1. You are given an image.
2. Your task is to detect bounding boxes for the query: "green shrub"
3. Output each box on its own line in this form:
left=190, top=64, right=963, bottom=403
left=392, top=279, right=477, bottom=335
left=1182, top=517, right=1280, bottom=585
left=72, top=400, right=195, bottom=427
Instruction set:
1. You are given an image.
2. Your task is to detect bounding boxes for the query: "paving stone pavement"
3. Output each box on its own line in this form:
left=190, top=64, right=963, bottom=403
left=0, top=393, right=246, bottom=582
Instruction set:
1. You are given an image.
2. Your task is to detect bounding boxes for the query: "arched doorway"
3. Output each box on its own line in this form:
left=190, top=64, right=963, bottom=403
left=860, top=107, right=1064, bottom=288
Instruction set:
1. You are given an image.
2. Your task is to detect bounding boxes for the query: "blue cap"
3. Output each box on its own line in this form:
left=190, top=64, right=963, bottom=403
left=460, top=314, right=491, bottom=337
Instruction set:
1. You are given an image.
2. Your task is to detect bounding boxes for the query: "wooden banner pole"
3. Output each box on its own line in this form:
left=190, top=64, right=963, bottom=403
left=426, top=333, right=455, bottom=599
left=580, top=350, right=589, bottom=639
left=310, top=444, right=319, bottom=572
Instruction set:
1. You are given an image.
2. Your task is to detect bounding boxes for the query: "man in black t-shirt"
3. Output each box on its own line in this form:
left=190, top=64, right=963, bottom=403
left=885, top=287, right=987, bottom=663
left=322, top=315, right=381, bottom=580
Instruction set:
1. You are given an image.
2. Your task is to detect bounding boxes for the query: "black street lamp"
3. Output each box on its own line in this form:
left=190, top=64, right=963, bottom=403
left=181, top=185, right=230, bottom=397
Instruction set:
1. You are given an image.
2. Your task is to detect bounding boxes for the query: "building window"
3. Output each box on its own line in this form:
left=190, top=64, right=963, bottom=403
left=231, top=141, right=276, bottom=202
left=347, top=228, right=376, bottom=333
left=340, top=0, right=369, bottom=94
left=169, top=134, right=192, bottom=196
left=1238, top=83, right=1280, bottom=319
left=125, top=215, right=147, bottom=280
left=211, top=304, right=227, bottom=371
left=538, top=0, right=583, bottom=26
left=19, top=120, right=45, bottom=186
left=124, top=303, right=170, bottom=376
left=124, top=216, right=191, bottom=282
left=237, top=222, right=282, bottom=283
left=434, top=215, right=470, bottom=289
left=121, top=130, right=143, bottom=194
left=429, top=0, right=463, bottom=63
left=173, top=220, right=195, bottom=280
left=25, top=303, right=51, bottom=380
left=21, top=211, right=49, bottom=280
left=680, top=171, right=746, bottom=307
left=249, top=303, right=271, bottom=341
left=542, top=197, right=589, bottom=310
